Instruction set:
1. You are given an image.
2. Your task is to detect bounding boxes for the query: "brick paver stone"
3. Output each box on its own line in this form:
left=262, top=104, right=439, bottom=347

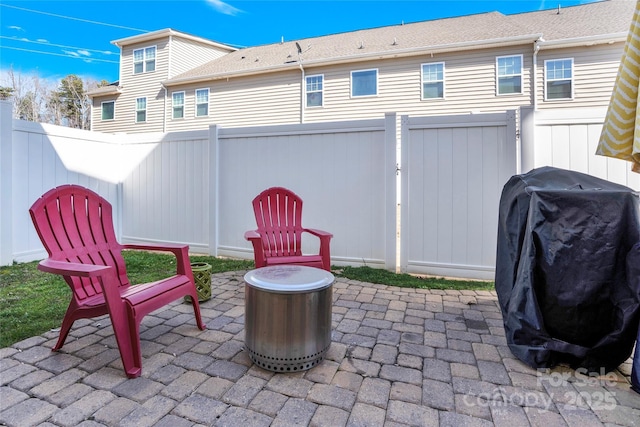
left=0, top=271, right=636, bottom=427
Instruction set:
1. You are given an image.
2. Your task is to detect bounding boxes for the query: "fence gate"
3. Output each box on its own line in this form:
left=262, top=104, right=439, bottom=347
left=399, top=111, right=517, bottom=280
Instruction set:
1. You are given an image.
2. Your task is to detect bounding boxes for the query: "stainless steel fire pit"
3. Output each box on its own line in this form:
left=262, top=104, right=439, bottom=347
left=244, top=265, right=334, bottom=372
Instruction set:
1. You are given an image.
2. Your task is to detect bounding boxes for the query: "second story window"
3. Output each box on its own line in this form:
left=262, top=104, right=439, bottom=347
left=421, top=62, right=444, bottom=99
left=101, top=101, right=115, bottom=120
left=172, top=92, right=185, bottom=119
left=545, top=58, right=573, bottom=100
left=135, top=97, right=146, bottom=123
left=133, top=46, right=156, bottom=74
left=496, top=55, right=522, bottom=95
left=196, top=88, right=209, bottom=117
left=306, top=75, right=323, bottom=107
left=351, top=69, right=378, bottom=97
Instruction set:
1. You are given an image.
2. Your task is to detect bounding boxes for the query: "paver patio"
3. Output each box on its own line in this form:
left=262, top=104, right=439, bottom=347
left=1, top=270, right=638, bottom=426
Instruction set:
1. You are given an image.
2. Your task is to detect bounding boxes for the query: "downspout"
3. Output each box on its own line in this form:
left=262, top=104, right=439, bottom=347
left=162, top=34, right=173, bottom=133
left=295, top=41, right=306, bottom=124
left=161, top=83, right=167, bottom=133
left=298, top=60, right=305, bottom=124
left=533, top=38, right=542, bottom=111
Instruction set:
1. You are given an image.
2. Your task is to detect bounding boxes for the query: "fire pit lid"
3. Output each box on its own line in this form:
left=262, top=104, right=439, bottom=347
left=244, top=265, right=334, bottom=293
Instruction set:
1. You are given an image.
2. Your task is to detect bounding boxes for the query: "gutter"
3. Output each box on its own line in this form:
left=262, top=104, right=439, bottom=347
left=112, top=28, right=237, bottom=52
left=535, top=32, right=626, bottom=50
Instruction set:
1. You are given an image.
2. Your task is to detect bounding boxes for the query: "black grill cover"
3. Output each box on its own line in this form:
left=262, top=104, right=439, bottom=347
left=495, top=166, right=640, bottom=372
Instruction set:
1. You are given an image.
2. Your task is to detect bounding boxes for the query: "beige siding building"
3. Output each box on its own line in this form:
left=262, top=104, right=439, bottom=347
left=88, top=0, right=634, bottom=134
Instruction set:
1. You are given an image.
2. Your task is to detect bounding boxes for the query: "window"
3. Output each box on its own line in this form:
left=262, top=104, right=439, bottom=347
left=351, top=69, right=378, bottom=97
left=195, top=88, right=209, bottom=117
left=496, top=55, right=522, bottom=95
left=172, top=92, right=185, bottom=119
left=101, top=101, right=115, bottom=120
left=135, top=97, right=146, bottom=123
left=306, top=75, right=323, bottom=107
left=133, top=46, right=156, bottom=74
left=545, top=58, right=573, bottom=100
left=421, top=62, right=444, bottom=99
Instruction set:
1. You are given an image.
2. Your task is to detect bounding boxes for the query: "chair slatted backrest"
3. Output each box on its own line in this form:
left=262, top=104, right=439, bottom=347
left=252, top=187, right=304, bottom=258
left=29, top=185, right=130, bottom=301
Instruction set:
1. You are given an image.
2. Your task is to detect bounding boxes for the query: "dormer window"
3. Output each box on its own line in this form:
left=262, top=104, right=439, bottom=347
left=133, top=46, right=156, bottom=74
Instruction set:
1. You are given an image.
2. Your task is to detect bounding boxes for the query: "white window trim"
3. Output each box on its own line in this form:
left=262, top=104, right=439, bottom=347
left=544, top=58, right=574, bottom=101
left=133, top=45, right=156, bottom=75
left=305, top=74, right=324, bottom=108
left=351, top=68, right=378, bottom=98
left=135, top=97, right=147, bottom=123
left=172, top=91, right=185, bottom=119
left=496, top=54, right=523, bottom=96
left=195, top=88, right=209, bottom=117
left=421, top=62, right=445, bottom=100
left=101, top=100, right=115, bottom=121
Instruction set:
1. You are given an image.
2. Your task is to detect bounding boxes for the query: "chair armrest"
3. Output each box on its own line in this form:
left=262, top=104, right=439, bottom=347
left=38, top=258, right=128, bottom=337
left=38, top=259, right=113, bottom=277
left=244, top=230, right=265, bottom=267
left=244, top=230, right=261, bottom=242
left=303, top=228, right=332, bottom=271
left=123, top=242, right=188, bottom=257
left=304, top=228, right=333, bottom=239
left=123, top=243, right=191, bottom=276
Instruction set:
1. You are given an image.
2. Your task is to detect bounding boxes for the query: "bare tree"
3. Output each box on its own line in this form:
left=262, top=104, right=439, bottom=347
left=52, top=75, right=104, bottom=130
left=0, top=86, right=14, bottom=100
left=1, top=68, right=103, bottom=129
left=1, top=67, right=53, bottom=122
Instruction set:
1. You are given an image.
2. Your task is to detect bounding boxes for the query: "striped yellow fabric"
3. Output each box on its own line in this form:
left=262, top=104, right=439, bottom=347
left=597, top=0, right=640, bottom=173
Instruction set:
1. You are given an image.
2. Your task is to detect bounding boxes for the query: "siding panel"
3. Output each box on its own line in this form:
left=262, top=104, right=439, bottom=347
left=169, top=37, right=230, bottom=78
left=535, top=42, right=624, bottom=110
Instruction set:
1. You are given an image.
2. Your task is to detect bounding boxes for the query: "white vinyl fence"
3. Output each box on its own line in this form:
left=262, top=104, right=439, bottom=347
left=520, top=106, right=640, bottom=189
left=120, top=116, right=397, bottom=270
left=2, top=100, right=638, bottom=279
left=400, top=112, right=518, bottom=279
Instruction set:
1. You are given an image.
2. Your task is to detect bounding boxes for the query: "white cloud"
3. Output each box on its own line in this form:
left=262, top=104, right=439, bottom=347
left=206, top=0, right=243, bottom=16
left=61, top=49, right=91, bottom=58
left=8, top=25, right=24, bottom=31
left=36, top=39, right=49, bottom=43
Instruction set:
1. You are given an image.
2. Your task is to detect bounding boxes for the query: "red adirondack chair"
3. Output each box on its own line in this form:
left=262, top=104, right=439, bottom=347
left=244, top=187, right=333, bottom=271
left=29, top=185, right=206, bottom=378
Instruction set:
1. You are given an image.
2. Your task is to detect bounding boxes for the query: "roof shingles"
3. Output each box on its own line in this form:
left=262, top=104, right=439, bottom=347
left=164, top=0, right=634, bottom=85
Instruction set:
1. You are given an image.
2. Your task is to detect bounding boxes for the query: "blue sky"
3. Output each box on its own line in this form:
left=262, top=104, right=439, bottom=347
left=0, top=0, right=599, bottom=83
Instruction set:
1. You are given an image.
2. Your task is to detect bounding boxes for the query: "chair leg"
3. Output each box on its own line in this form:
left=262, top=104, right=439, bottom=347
left=189, top=289, right=206, bottom=330
left=109, top=304, right=143, bottom=378
left=52, top=302, right=80, bottom=351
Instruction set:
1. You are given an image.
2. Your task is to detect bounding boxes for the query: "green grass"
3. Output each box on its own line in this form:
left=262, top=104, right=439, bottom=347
left=0, top=251, right=494, bottom=348
left=336, top=266, right=494, bottom=291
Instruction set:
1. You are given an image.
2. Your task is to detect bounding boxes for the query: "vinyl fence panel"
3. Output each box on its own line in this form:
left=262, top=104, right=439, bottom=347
left=526, top=107, right=640, bottom=191
left=214, top=117, right=397, bottom=269
left=7, top=118, right=118, bottom=263
left=121, top=130, right=211, bottom=252
left=400, top=112, right=517, bottom=280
